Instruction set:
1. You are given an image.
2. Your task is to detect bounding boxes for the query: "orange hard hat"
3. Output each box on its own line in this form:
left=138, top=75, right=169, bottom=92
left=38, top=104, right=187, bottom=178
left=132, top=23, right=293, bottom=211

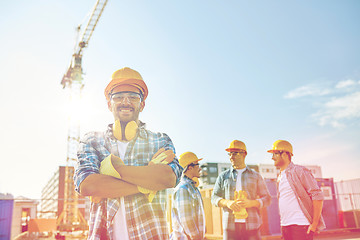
left=267, top=140, right=293, bottom=156
left=225, top=140, right=247, bottom=153
left=179, top=152, right=203, bottom=169
left=104, top=67, right=148, bottom=101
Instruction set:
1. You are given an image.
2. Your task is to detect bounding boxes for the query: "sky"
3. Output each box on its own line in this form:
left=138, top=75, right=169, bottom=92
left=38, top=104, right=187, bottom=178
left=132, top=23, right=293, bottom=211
left=0, top=0, right=359, bottom=200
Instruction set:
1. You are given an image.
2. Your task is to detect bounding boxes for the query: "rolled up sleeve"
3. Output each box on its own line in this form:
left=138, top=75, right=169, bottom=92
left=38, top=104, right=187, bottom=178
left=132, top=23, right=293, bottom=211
left=211, top=174, right=224, bottom=207
left=74, top=133, right=105, bottom=193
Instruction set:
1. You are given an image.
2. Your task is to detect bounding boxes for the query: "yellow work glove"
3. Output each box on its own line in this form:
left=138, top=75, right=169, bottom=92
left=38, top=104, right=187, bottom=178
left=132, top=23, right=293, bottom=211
left=138, top=148, right=175, bottom=202
left=233, top=190, right=248, bottom=219
left=137, top=186, right=156, bottom=202
left=149, top=148, right=175, bottom=165
left=90, top=154, right=125, bottom=203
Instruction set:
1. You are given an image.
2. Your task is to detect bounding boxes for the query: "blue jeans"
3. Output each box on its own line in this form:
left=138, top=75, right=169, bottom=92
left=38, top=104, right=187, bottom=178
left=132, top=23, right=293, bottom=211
left=223, top=223, right=261, bottom=240
left=281, top=225, right=314, bottom=240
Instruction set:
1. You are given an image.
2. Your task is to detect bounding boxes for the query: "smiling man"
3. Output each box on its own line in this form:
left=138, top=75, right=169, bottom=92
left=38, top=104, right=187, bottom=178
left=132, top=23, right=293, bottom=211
left=268, top=140, right=325, bottom=240
left=74, top=67, right=183, bottom=240
left=211, top=140, right=271, bottom=240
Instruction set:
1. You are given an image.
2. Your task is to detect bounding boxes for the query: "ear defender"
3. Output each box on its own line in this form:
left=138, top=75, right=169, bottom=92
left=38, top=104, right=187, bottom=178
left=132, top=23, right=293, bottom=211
left=192, top=177, right=200, bottom=187
left=113, top=120, right=138, bottom=141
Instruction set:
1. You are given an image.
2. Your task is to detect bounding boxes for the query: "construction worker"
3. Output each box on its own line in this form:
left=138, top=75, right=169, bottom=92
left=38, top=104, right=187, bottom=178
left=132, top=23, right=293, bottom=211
left=74, top=67, right=183, bottom=240
left=171, top=152, right=205, bottom=240
left=267, top=140, right=325, bottom=240
left=211, top=140, right=271, bottom=240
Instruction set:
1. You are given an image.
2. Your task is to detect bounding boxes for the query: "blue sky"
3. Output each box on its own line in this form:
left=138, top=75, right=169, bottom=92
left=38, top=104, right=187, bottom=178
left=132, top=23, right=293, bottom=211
left=0, top=0, right=359, bottom=200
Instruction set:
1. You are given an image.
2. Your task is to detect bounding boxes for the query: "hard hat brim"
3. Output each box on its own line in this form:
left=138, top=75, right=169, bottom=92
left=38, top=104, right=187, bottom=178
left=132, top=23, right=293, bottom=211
left=267, top=149, right=293, bottom=156
left=225, top=148, right=246, bottom=153
left=105, top=78, right=148, bottom=101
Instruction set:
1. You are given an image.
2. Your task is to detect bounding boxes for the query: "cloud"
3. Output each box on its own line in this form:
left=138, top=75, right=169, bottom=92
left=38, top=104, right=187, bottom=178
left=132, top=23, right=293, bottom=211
left=285, top=78, right=360, bottom=128
left=284, top=84, right=331, bottom=99
left=335, top=79, right=358, bottom=89
left=312, top=91, right=360, bottom=128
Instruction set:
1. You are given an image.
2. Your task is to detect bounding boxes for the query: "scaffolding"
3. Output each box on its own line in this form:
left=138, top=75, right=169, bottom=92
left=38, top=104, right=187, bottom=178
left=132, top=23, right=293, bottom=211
left=58, top=0, right=108, bottom=231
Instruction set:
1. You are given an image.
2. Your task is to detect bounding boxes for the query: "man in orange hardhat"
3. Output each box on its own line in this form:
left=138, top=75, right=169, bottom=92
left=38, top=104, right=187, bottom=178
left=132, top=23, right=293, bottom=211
left=74, top=67, right=183, bottom=240
left=268, top=140, right=325, bottom=240
left=171, top=152, right=205, bottom=240
left=212, top=140, right=271, bottom=240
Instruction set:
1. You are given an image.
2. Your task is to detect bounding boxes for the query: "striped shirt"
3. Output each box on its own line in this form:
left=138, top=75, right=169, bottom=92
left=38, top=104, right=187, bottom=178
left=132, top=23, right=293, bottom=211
left=74, top=123, right=183, bottom=240
left=171, top=176, right=205, bottom=240
left=277, top=162, right=326, bottom=231
left=211, top=166, right=271, bottom=232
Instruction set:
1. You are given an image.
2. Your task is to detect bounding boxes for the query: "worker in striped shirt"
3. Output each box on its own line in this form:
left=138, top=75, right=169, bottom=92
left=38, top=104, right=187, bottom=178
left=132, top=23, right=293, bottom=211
left=268, top=140, right=325, bottom=240
left=171, top=152, right=205, bottom=240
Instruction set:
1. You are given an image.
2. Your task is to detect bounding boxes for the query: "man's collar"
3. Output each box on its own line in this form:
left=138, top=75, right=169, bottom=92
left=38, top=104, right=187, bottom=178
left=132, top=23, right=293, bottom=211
left=230, top=165, right=249, bottom=172
left=285, top=161, right=295, bottom=171
left=182, top=175, right=196, bottom=184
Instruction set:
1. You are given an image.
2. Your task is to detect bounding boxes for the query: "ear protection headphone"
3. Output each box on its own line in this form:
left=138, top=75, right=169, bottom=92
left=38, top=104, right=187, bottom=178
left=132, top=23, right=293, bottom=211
left=112, top=119, right=138, bottom=141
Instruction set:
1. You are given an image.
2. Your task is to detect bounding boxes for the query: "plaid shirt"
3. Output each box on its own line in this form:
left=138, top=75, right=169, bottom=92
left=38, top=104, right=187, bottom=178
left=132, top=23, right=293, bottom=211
left=211, top=166, right=271, bottom=232
left=74, top=122, right=183, bottom=240
left=278, top=162, right=325, bottom=231
left=171, top=176, right=205, bottom=240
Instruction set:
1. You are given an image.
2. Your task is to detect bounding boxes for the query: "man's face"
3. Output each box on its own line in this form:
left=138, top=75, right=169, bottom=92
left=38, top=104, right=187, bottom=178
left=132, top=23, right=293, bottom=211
left=271, top=151, right=286, bottom=168
left=108, top=91, right=144, bottom=123
left=228, top=151, right=246, bottom=169
left=188, top=162, right=201, bottom=178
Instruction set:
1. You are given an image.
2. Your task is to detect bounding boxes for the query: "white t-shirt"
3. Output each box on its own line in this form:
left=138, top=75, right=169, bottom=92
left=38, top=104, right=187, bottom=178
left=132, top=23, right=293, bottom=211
left=113, top=141, right=130, bottom=240
left=278, top=170, right=310, bottom=226
left=235, top=168, right=246, bottom=223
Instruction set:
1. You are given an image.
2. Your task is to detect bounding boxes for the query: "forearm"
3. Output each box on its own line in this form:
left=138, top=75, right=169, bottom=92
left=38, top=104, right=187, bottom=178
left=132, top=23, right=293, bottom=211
left=312, top=200, right=323, bottom=226
left=218, top=199, right=231, bottom=209
left=79, top=174, right=139, bottom=198
left=116, top=164, right=176, bottom=190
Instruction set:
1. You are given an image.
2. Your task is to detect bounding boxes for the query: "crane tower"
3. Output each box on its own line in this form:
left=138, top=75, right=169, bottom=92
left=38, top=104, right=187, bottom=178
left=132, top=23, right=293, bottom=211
left=58, top=0, right=108, bottom=231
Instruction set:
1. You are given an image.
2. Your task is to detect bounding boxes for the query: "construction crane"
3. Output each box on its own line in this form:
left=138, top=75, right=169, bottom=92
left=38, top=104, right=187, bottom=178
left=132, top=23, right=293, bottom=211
left=58, top=0, right=108, bottom=232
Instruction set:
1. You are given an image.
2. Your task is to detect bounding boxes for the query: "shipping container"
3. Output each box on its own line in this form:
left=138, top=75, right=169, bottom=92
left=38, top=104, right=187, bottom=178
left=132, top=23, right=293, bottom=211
left=335, top=178, right=360, bottom=228
left=335, top=178, right=360, bottom=211
left=0, top=199, right=14, bottom=240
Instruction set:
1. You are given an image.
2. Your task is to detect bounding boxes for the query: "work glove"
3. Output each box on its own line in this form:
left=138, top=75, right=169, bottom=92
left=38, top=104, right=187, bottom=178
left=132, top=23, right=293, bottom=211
left=149, top=148, right=175, bottom=165
left=233, top=190, right=248, bottom=219
left=138, top=148, right=175, bottom=202
left=90, top=154, right=125, bottom=203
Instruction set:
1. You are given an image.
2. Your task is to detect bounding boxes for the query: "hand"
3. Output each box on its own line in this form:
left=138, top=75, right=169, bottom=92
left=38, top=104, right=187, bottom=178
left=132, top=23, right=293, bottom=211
left=137, top=186, right=157, bottom=202
left=89, top=155, right=125, bottom=202
left=226, top=200, right=242, bottom=212
left=149, top=148, right=175, bottom=165
left=99, top=154, right=125, bottom=179
left=239, top=199, right=258, bottom=208
left=307, top=223, right=317, bottom=234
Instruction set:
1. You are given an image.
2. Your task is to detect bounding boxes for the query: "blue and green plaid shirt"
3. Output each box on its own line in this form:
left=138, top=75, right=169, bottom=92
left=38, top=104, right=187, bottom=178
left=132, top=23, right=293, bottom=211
left=171, top=176, right=205, bottom=240
left=74, top=122, right=183, bottom=240
left=211, top=166, right=271, bottom=232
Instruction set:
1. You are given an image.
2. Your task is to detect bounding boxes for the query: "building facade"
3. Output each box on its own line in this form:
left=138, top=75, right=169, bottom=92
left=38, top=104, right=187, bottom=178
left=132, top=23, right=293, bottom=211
left=40, top=166, right=89, bottom=222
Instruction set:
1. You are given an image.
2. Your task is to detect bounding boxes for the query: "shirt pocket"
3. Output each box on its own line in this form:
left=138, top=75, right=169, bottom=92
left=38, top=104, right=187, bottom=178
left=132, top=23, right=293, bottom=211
left=224, top=179, right=233, bottom=199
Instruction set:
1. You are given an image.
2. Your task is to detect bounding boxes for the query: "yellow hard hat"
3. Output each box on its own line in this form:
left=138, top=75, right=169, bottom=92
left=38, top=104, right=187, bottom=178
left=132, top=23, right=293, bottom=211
left=225, top=140, right=247, bottom=153
left=267, top=140, right=293, bottom=156
left=104, top=67, right=148, bottom=101
left=179, top=152, right=202, bottom=169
